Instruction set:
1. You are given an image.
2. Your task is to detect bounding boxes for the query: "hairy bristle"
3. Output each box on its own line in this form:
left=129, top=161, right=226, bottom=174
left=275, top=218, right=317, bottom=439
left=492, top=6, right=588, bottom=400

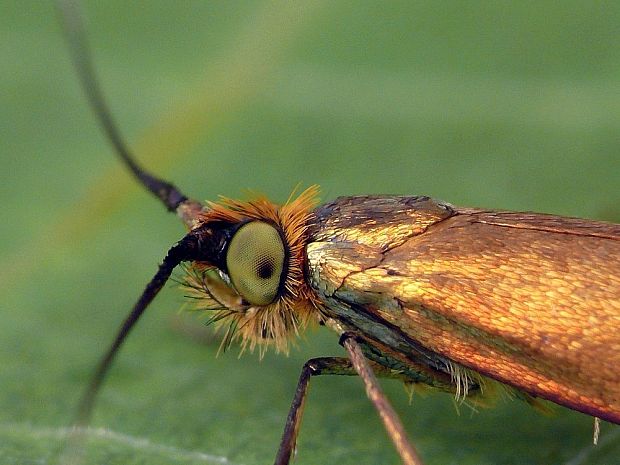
left=182, top=186, right=324, bottom=355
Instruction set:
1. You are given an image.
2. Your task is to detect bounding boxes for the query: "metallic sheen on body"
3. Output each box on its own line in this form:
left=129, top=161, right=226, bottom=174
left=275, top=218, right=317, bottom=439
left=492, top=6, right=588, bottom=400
left=307, top=195, right=620, bottom=423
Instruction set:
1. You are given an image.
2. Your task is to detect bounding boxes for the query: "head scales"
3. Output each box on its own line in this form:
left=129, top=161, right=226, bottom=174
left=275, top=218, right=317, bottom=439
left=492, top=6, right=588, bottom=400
left=182, top=185, right=323, bottom=355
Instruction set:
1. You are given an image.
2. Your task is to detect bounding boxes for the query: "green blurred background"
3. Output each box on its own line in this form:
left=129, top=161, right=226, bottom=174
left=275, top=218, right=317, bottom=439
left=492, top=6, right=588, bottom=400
left=1, top=1, right=619, bottom=464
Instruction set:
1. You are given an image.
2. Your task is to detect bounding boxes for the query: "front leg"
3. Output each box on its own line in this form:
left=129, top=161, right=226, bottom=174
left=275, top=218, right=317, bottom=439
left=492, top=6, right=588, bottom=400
left=274, top=334, right=423, bottom=465
left=341, top=333, right=423, bottom=465
left=274, top=357, right=357, bottom=465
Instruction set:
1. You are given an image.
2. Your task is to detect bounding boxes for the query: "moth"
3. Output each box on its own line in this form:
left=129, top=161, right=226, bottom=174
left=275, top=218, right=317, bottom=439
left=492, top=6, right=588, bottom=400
left=58, top=2, right=620, bottom=464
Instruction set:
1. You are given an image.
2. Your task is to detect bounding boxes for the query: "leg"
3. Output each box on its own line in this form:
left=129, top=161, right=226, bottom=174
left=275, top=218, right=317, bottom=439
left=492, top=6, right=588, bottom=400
left=274, top=357, right=357, bottom=465
left=273, top=339, right=424, bottom=465
left=341, top=334, right=424, bottom=465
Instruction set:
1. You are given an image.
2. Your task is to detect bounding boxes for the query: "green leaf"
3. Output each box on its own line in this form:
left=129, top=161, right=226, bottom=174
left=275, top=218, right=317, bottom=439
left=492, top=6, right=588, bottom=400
left=1, top=1, right=618, bottom=464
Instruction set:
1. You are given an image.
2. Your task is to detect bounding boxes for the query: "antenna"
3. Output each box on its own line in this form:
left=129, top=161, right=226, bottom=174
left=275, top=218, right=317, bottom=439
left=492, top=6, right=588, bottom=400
left=60, top=224, right=223, bottom=460
left=74, top=237, right=196, bottom=427
left=52, top=3, right=216, bottom=461
left=56, top=0, right=187, bottom=211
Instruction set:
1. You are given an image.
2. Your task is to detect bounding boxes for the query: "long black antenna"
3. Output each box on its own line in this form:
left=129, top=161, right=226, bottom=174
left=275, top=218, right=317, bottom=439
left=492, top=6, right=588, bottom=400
left=57, top=229, right=214, bottom=465
left=73, top=234, right=200, bottom=428
left=56, top=0, right=187, bottom=211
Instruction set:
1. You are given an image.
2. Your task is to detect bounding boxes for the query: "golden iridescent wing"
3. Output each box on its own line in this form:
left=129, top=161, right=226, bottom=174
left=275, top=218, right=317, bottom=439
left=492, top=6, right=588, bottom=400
left=306, top=196, right=620, bottom=423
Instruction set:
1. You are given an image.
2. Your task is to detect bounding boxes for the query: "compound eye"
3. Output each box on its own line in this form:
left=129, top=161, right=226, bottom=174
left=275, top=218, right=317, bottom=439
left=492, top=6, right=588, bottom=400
left=226, top=221, right=286, bottom=306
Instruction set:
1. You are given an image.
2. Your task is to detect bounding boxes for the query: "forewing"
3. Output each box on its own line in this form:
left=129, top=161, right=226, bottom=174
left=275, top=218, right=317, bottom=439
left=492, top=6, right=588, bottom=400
left=307, top=198, right=620, bottom=423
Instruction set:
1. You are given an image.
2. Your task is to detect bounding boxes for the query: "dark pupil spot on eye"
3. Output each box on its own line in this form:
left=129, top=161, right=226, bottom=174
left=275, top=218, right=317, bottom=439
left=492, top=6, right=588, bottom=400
left=256, top=257, right=274, bottom=279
